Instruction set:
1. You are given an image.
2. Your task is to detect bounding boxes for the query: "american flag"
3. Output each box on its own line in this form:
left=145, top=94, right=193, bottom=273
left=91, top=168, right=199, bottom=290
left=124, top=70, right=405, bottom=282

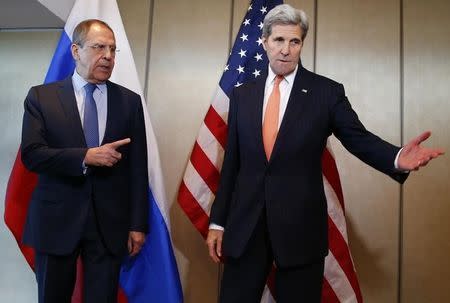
left=177, top=0, right=363, bottom=302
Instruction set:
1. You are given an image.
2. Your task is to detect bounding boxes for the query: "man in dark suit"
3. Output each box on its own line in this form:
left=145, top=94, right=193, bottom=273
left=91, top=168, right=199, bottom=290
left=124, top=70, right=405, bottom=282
left=206, top=4, right=444, bottom=303
left=21, top=19, right=149, bottom=303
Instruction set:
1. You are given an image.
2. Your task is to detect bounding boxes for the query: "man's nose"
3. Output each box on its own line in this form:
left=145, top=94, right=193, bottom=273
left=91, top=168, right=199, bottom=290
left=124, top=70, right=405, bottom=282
left=280, top=43, right=290, bottom=55
left=103, top=50, right=113, bottom=59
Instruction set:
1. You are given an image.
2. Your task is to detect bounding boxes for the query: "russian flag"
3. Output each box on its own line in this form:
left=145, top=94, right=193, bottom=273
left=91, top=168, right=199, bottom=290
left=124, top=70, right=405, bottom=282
left=4, top=0, right=183, bottom=302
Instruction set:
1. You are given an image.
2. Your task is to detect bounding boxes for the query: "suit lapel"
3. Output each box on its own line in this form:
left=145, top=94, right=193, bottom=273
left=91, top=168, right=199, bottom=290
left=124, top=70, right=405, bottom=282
left=270, top=66, right=311, bottom=161
left=250, top=73, right=268, bottom=164
left=102, top=81, right=118, bottom=145
left=57, top=77, right=86, bottom=147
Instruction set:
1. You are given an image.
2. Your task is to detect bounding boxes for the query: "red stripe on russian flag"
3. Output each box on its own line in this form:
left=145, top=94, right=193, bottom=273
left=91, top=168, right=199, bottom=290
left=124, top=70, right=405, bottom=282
left=4, top=151, right=37, bottom=269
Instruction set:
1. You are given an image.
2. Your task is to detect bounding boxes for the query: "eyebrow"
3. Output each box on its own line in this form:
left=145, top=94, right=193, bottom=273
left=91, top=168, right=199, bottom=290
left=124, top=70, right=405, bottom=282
left=273, top=36, right=301, bottom=42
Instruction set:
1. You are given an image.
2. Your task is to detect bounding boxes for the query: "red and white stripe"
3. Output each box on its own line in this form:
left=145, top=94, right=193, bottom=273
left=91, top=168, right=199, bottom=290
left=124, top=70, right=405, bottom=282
left=177, top=86, right=363, bottom=302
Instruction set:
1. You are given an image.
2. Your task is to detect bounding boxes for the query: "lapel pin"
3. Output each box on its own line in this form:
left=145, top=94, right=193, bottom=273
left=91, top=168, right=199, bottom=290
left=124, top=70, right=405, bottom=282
left=302, top=89, right=308, bottom=93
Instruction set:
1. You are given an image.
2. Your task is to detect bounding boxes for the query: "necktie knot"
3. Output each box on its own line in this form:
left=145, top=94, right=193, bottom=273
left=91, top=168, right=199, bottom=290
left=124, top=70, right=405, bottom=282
left=84, top=83, right=97, bottom=96
left=274, top=75, right=283, bottom=87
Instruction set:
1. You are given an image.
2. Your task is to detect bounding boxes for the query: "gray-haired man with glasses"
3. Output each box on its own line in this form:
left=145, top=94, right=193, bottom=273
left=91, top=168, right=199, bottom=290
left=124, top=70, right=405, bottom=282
left=21, top=19, right=149, bottom=303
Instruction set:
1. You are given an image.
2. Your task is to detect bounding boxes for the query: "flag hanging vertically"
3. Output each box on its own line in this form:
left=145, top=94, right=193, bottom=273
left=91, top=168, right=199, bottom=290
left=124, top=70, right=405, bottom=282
left=177, top=1, right=362, bottom=302
left=4, top=0, right=183, bottom=302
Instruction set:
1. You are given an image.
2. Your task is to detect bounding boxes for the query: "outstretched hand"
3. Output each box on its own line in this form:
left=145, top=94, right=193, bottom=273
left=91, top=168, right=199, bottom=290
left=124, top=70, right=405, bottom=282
left=84, top=138, right=131, bottom=167
left=397, top=131, right=444, bottom=171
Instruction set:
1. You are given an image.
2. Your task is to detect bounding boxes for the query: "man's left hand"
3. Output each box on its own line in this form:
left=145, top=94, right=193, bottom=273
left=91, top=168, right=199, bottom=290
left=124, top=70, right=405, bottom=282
left=128, top=231, right=146, bottom=256
left=397, top=131, right=444, bottom=171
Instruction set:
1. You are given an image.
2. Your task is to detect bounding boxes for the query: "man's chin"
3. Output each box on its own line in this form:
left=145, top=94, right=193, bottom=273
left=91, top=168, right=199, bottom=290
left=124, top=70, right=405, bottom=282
left=272, top=66, right=295, bottom=76
left=94, top=73, right=112, bottom=82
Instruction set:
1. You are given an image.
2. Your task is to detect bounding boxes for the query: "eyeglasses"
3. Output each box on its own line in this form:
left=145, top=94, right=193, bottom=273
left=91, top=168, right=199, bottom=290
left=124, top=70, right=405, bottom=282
left=81, top=43, right=120, bottom=55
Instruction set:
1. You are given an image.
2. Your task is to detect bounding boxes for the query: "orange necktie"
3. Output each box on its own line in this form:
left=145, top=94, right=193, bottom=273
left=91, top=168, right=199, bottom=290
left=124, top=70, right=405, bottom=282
left=263, top=75, right=283, bottom=159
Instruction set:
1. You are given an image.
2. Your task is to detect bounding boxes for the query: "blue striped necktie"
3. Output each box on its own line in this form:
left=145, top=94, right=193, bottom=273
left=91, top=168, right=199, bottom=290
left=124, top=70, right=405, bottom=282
left=83, top=83, right=99, bottom=147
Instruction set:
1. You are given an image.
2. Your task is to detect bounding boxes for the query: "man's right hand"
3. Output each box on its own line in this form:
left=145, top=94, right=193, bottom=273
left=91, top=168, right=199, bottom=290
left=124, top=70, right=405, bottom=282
left=84, top=138, right=131, bottom=167
left=206, top=229, right=224, bottom=263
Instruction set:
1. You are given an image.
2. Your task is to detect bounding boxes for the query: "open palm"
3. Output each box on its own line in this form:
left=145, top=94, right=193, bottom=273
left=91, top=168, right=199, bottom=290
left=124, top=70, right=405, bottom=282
left=397, top=131, right=444, bottom=171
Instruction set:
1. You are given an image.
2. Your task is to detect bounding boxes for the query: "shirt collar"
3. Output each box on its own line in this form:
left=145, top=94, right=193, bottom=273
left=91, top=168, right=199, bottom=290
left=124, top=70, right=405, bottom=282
left=267, top=64, right=299, bottom=85
left=72, top=70, right=107, bottom=95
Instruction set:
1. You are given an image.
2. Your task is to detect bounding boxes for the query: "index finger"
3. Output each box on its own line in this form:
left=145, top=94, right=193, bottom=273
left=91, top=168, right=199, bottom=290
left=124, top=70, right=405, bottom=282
left=109, top=138, right=131, bottom=149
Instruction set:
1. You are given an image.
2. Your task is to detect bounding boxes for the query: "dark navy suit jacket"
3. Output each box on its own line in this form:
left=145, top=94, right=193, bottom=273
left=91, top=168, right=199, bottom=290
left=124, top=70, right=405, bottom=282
left=210, top=65, right=407, bottom=267
left=21, top=77, right=149, bottom=256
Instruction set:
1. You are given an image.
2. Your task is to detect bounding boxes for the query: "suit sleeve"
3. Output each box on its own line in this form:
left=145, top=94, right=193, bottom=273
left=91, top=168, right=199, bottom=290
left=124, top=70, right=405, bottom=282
left=21, top=86, right=87, bottom=176
left=128, top=96, right=149, bottom=233
left=331, top=84, right=408, bottom=183
left=209, top=89, right=240, bottom=226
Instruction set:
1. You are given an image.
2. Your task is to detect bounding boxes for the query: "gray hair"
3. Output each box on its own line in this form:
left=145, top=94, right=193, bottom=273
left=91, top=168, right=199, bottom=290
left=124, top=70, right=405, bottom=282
left=262, top=4, right=309, bottom=41
left=72, top=19, right=114, bottom=46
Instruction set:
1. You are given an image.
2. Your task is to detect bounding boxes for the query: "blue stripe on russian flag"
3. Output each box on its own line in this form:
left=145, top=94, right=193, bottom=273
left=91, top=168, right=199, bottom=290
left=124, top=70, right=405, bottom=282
left=44, top=31, right=75, bottom=84
left=120, top=189, right=183, bottom=303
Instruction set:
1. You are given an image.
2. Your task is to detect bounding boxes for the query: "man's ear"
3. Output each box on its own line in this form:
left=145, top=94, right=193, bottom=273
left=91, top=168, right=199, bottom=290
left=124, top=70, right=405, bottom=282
left=71, top=44, right=79, bottom=60
left=261, top=37, right=267, bottom=51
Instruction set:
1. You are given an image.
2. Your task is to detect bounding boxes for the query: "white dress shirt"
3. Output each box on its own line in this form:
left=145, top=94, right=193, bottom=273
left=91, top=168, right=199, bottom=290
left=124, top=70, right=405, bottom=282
left=72, top=71, right=108, bottom=144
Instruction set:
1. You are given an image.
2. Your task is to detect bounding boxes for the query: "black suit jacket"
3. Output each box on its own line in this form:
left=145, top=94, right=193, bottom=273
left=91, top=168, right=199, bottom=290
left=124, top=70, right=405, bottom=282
left=21, top=77, right=149, bottom=256
left=210, top=66, right=407, bottom=267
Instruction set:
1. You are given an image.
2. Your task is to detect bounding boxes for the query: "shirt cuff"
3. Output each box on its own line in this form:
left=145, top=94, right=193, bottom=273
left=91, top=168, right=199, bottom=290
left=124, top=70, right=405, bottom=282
left=82, top=161, right=88, bottom=175
left=394, top=147, right=409, bottom=173
left=209, top=223, right=224, bottom=231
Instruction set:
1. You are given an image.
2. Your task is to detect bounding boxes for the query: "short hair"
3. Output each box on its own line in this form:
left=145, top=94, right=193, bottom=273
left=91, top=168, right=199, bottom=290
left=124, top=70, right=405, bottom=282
left=262, top=4, right=309, bottom=41
left=72, top=19, right=114, bottom=46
